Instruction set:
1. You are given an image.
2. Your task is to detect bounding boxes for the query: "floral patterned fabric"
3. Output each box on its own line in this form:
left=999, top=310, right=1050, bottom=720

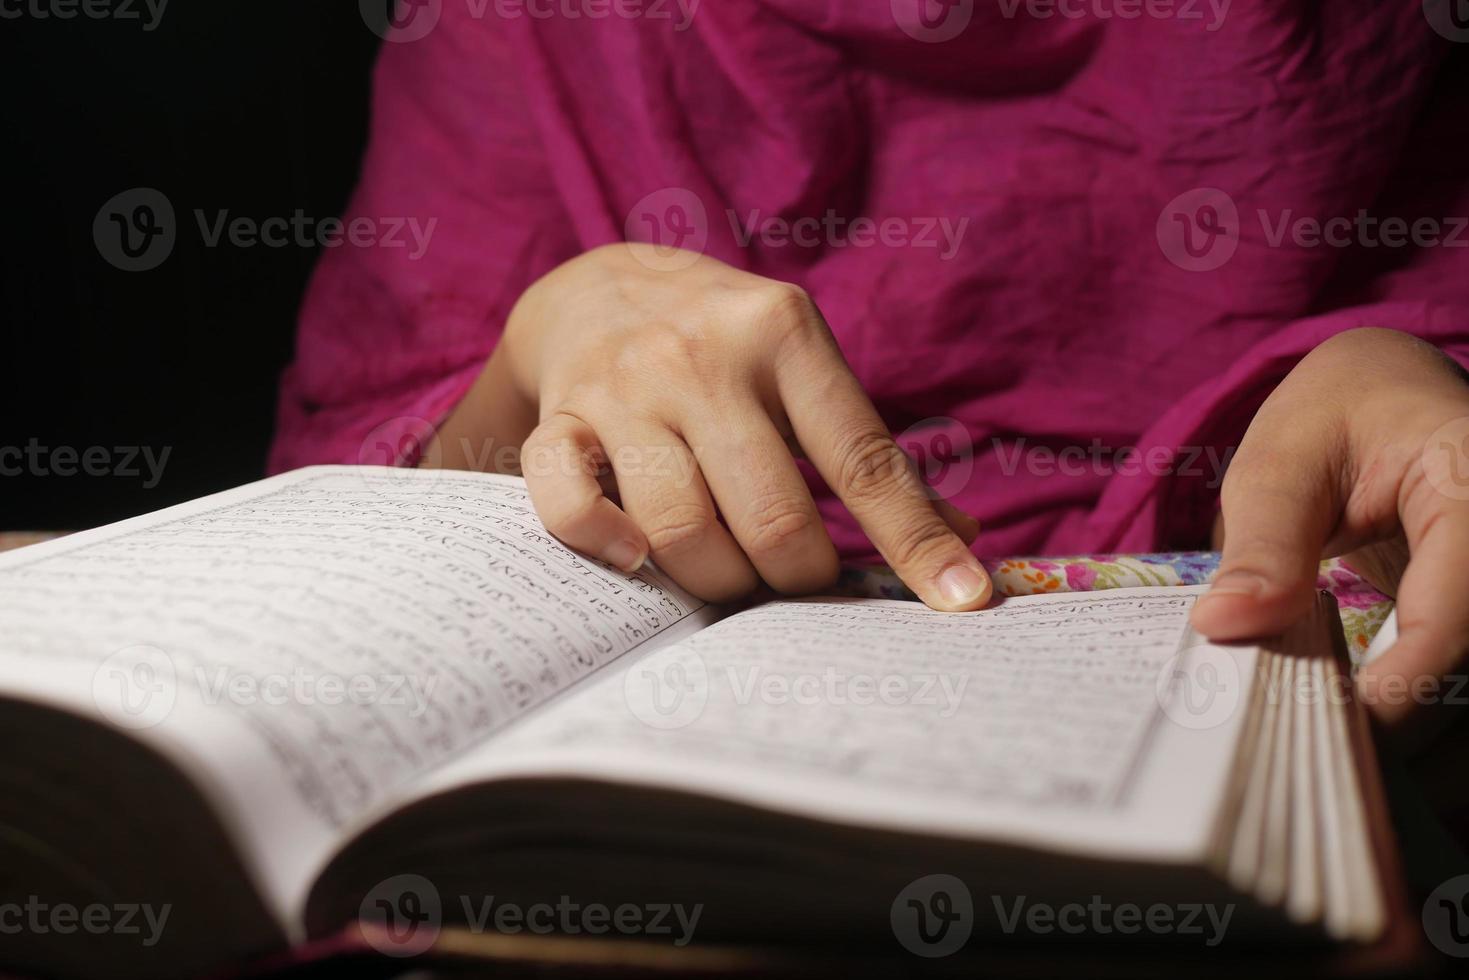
left=836, top=553, right=1393, bottom=664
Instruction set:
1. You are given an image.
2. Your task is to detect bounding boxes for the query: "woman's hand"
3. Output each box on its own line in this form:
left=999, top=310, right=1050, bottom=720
left=1189, top=327, right=1469, bottom=738
left=431, top=244, right=990, bottom=610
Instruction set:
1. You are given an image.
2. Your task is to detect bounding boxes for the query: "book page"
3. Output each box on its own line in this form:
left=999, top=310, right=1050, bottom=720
left=423, top=588, right=1258, bottom=861
left=0, top=467, right=709, bottom=929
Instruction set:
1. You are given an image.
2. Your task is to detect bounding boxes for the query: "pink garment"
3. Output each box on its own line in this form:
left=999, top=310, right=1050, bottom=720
left=270, top=4, right=1469, bottom=562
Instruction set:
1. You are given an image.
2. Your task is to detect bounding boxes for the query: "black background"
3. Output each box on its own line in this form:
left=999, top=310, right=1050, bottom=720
left=1, top=4, right=382, bottom=529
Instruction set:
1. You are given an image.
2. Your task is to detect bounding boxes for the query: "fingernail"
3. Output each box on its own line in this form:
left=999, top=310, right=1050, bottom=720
left=937, top=563, right=988, bottom=607
left=605, top=540, right=646, bottom=573
left=1204, top=570, right=1267, bottom=599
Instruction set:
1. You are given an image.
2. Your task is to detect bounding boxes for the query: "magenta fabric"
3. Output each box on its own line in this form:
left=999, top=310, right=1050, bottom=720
left=269, top=4, right=1469, bottom=562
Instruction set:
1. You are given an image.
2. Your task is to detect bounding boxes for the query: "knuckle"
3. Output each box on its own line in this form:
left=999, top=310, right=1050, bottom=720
left=522, top=431, right=599, bottom=485
left=752, top=282, right=821, bottom=344
left=1218, top=446, right=1285, bottom=501
left=884, top=516, right=960, bottom=572
left=756, top=280, right=815, bottom=318
left=717, top=280, right=821, bottom=352
left=617, top=324, right=715, bottom=389
left=518, top=425, right=550, bottom=460
left=1220, top=458, right=1304, bottom=508
left=551, top=391, right=621, bottom=442
left=537, top=489, right=603, bottom=538
left=833, top=428, right=913, bottom=502
left=740, top=494, right=818, bottom=560
left=644, top=326, right=701, bottom=366
left=519, top=429, right=568, bottom=483
left=525, top=413, right=572, bottom=444
left=643, top=502, right=717, bottom=556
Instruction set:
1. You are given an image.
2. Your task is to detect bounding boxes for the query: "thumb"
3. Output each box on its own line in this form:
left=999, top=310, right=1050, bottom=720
left=1189, top=446, right=1340, bottom=640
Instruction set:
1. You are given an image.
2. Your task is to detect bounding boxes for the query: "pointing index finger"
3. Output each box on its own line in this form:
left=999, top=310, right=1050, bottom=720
left=775, top=336, right=991, bottom=611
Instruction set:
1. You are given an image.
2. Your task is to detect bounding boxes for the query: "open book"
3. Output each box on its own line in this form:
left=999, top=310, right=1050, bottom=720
left=0, top=467, right=1412, bottom=978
